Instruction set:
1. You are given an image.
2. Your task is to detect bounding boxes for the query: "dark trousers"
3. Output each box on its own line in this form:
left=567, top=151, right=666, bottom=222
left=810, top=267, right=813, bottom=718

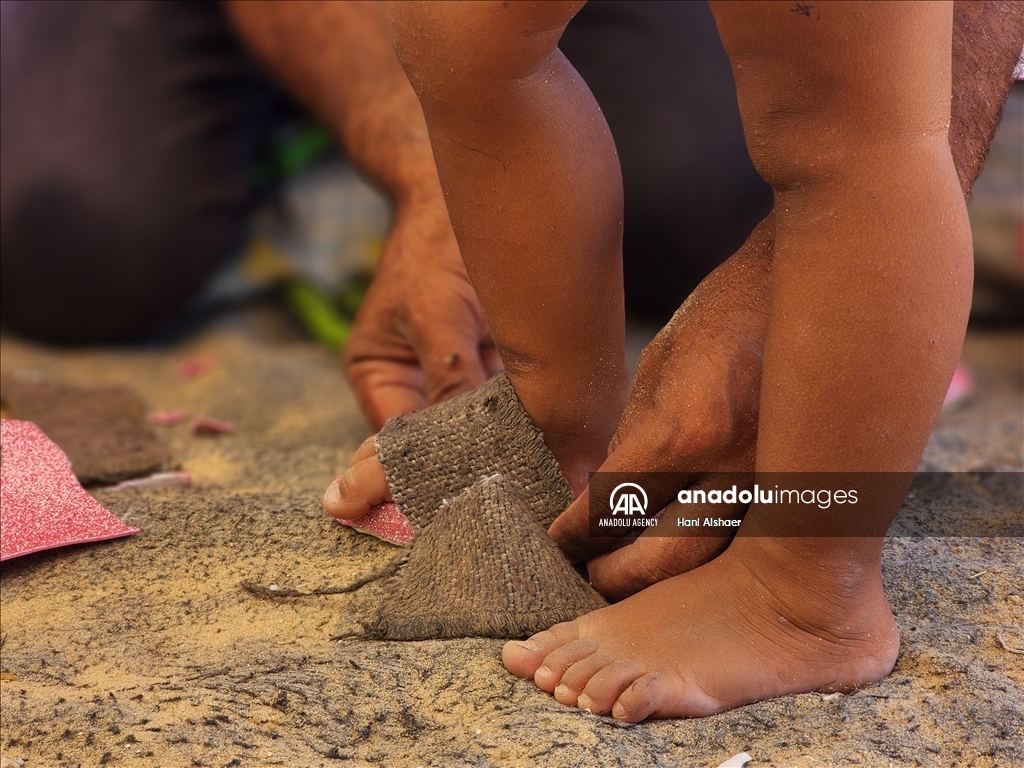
left=0, top=0, right=770, bottom=343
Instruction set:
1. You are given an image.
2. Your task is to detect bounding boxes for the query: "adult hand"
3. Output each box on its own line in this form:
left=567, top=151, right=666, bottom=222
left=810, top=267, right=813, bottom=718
left=548, top=217, right=775, bottom=600
left=226, top=2, right=502, bottom=427
left=344, top=200, right=503, bottom=429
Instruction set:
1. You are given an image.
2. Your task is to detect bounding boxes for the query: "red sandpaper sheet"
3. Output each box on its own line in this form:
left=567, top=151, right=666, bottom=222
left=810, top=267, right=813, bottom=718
left=340, top=501, right=415, bottom=545
left=1, top=419, right=139, bottom=562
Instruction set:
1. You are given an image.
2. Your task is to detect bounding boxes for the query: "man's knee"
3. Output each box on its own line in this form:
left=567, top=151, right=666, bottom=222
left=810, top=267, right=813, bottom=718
left=389, top=0, right=583, bottom=102
left=950, top=1, right=1024, bottom=194
left=0, top=0, right=269, bottom=343
left=0, top=176, right=238, bottom=344
left=710, top=2, right=956, bottom=192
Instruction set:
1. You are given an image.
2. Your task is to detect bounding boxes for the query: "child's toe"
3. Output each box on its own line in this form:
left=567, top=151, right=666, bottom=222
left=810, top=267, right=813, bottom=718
left=324, top=457, right=392, bottom=519
left=611, top=672, right=673, bottom=722
left=532, top=636, right=598, bottom=694
left=578, top=658, right=645, bottom=717
left=502, top=621, right=580, bottom=679
left=556, top=652, right=612, bottom=709
left=612, top=670, right=722, bottom=721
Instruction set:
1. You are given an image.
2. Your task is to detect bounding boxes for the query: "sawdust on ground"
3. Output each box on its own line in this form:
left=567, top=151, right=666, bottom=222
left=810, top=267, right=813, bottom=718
left=1, top=307, right=1022, bottom=768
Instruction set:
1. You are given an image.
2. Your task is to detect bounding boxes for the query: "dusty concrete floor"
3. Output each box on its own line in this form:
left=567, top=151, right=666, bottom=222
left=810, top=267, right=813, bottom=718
left=1, top=310, right=1021, bottom=768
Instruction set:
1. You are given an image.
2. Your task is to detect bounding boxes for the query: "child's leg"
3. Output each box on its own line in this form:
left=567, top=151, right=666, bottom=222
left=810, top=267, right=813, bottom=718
left=387, top=1, right=629, bottom=492
left=546, top=0, right=1024, bottom=600
left=505, top=0, right=971, bottom=720
left=325, top=0, right=629, bottom=518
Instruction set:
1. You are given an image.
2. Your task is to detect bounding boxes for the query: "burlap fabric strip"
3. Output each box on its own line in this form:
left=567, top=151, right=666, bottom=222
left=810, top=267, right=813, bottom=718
left=355, top=373, right=605, bottom=639
left=374, top=372, right=574, bottom=534
left=366, top=475, right=607, bottom=640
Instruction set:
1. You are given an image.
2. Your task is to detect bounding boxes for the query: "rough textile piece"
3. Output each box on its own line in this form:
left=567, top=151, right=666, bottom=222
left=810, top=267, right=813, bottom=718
left=0, top=376, right=170, bottom=485
left=367, top=475, right=607, bottom=640
left=1, top=419, right=139, bottom=561
left=375, top=372, right=573, bottom=533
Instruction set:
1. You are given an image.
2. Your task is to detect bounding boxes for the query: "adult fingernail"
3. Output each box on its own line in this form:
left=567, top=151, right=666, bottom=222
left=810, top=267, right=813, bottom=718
left=324, top=479, right=341, bottom=507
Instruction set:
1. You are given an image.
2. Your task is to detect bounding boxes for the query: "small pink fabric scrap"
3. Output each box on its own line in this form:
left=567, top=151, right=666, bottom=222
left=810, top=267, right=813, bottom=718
left=942, top=362, right=974, bottom=410
left=190, top=416, right=236, bottom=435
left=177, top=355, right=216, bottom=379
left=1, top=419, right=139, bottom=562
left=340, top=501, right=415, bottom=546
left=148, top=409, right=188, bottom=426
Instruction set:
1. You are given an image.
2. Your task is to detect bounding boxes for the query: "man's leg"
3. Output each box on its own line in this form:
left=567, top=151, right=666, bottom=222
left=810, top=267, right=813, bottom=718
left=0, top=0, right=276, bottom=343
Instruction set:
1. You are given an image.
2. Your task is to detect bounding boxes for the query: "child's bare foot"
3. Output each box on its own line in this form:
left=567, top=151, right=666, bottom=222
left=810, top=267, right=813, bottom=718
left=323, top=423, right=619, bottom=523
left=502, top=536, right=899, bottom=721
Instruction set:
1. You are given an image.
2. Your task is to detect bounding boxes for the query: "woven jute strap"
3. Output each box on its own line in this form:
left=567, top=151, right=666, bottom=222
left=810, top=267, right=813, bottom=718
left=367, top=475, right=607, bottom=640
left=375, top=372, right=574, bottom=533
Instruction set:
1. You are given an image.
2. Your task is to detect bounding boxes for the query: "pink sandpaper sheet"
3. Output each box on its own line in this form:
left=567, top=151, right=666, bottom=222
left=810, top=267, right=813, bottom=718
left=942, top=362, right=975, bottom=409
left=340, top=501, right=415, bottom=546
left=1, top=419, right=139, bottom=562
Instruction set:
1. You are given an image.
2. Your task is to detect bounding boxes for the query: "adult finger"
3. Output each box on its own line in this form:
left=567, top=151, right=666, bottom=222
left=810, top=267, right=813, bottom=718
left=547, top=486, right=611, bottom=565
left=346, top=358, right=428, bottom=430
left=409, top=296, right=491, bottom=405
left=586, top=528, right=730, bottom=601
left=548, top=430, right=697, bottom=564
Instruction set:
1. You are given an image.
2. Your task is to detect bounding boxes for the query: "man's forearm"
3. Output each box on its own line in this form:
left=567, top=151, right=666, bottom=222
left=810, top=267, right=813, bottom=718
left=224, top=0, right=443, bottom=206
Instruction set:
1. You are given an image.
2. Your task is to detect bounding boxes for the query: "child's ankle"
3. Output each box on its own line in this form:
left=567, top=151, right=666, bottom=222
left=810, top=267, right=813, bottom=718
left=731, top=535, right=886, bottom=602
left=505, top=363, right=631, bottom=494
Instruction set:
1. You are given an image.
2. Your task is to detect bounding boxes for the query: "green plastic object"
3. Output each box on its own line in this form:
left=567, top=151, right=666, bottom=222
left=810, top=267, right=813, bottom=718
left=278, top=126, right=334, bottom=178
left=284, top=280, right=351, bottom=350
left=250, top=124, right=335, bottom=186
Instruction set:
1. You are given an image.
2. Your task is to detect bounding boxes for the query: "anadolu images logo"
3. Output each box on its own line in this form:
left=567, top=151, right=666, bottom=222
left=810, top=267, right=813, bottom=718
left=609, top=483, right=648, bottom=516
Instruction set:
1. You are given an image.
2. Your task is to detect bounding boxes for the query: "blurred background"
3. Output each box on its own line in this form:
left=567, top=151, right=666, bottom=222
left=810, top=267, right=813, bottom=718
left=1, top=1, right=1020, bottom=367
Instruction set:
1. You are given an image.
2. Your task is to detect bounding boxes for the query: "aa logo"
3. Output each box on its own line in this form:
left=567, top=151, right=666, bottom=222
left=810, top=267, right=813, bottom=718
left=609, top=483, right=648, bottom=516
